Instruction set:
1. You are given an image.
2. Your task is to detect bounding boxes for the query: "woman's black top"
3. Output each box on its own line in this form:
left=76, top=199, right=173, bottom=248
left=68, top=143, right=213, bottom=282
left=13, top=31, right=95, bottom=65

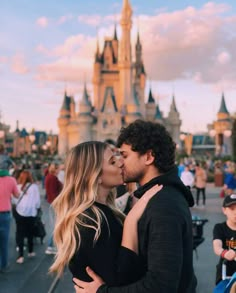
left=69, top=202, right=143, bottom=286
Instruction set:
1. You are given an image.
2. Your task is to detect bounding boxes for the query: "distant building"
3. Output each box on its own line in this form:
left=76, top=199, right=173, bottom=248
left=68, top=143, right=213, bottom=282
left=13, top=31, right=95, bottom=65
left=57, top=0, right=182, bottom=156
left=208, top=93, right=233, bottom=157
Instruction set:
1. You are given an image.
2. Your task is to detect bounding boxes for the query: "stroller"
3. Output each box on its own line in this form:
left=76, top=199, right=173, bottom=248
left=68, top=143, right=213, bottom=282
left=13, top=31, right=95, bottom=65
left=192, top=216, right=208, bottom=259
left=213, top=260, right=236, bottom=293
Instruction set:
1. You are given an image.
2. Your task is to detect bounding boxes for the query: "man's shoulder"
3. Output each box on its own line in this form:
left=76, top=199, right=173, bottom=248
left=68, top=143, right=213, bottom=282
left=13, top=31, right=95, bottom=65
left=1, top=175, right=17, bottom=185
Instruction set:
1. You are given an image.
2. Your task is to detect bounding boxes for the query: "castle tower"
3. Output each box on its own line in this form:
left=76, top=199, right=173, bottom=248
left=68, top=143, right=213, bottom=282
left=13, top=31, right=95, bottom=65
left=57, top=0, right=182, bottom=156
left=93, top=36, right=102, bottom=110
left=57, top=90, right=71, bottom=155
left=134, top=31, right=146, bottom=116
left=77, top=83, right=93, bottom=142
left=112, top=24, right=119, bottom=60
left=119, top=0, right=133, bottom=106
left=166, top=95, right=181, bottom=145
left=213, top=93, right=232, bottom=155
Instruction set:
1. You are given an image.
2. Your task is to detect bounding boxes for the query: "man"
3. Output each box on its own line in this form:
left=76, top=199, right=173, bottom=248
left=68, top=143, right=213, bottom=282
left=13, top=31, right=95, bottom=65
left=74, top=120, right=197, bottom=293
left=0, top=172, right=19, bottom=272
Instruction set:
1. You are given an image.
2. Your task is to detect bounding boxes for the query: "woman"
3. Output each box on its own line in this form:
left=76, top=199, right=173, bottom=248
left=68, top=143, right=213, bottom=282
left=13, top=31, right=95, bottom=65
left=50, top=141, right=161, bottom=285
left=45, top=162, right=62, bottom=255
left=195, top=163, right=207, bottom=207
left=15, top=170, right=41, bottom=264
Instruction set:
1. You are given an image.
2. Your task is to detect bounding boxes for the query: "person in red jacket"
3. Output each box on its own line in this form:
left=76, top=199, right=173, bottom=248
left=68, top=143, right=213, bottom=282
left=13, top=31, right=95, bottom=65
left=45, top=163, right=62, bottom=254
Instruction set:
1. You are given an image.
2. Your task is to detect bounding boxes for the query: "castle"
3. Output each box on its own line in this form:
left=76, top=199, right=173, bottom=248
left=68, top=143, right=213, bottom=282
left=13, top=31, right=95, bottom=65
left=57, top=0, right=181, bottom=156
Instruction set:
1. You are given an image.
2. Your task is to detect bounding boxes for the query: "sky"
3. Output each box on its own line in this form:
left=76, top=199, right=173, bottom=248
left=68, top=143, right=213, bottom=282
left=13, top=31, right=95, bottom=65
left=1, top=0, right=236, bottom=135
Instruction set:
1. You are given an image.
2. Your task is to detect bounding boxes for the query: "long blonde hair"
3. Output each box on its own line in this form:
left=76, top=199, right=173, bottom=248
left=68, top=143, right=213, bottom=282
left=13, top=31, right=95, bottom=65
left=50, top=141, right=125, bottom=276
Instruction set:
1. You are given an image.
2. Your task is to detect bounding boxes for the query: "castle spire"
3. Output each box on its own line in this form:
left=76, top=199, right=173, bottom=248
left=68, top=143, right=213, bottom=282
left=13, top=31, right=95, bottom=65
left=170, top=94, right=178, bottom=112
left=113, top=23, right=118, bottom=40
left=148, top=88, right=155, bottom=103
left=218, top=92, right=229, bottom=114
left=81, top=82, right=91, bottom=106
left=95, top=30, right=100, bottom=63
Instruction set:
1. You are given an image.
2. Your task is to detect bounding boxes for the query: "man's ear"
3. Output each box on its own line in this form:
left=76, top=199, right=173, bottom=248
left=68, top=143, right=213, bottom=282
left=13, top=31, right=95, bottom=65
left=145, top=150, right=155, bottom=165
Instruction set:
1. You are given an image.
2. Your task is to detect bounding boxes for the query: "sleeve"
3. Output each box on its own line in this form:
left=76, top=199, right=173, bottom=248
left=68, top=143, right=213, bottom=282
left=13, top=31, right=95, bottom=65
left=213, top=223, right=224, bottom=241
left=98, top=210, right=184, bottom=293
left=33, top=184, right=41, bottom=209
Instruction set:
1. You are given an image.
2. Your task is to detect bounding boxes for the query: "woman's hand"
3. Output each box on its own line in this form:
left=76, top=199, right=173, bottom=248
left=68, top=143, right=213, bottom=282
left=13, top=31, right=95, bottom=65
left=126, top=184, right=163, bottom=223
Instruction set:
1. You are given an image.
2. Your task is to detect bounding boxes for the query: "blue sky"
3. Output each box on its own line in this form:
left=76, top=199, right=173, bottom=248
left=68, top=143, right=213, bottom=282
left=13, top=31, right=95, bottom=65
left=1, top=0, right=236, bottom=134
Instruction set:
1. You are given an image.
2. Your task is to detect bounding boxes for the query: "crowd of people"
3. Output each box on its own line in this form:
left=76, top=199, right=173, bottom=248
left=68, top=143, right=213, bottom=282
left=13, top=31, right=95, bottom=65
left=0, top=120, right=236, bottom=292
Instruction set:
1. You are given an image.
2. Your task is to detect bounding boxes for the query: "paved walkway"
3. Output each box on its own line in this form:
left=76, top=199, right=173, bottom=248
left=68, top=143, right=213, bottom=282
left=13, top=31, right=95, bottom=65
left=0, top=183, right=225, bottom=293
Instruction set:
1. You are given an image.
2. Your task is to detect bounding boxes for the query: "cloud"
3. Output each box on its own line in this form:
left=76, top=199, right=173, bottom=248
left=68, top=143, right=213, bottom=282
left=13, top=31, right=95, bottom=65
left=78, top=15, right=102, bottom=27
left=217, top=51, right=231, bottom=64
left=36, top=2, right=236, bottom=92
left=11, top=54, right=29, bottom=74
left=136, top=2, right=236, bottom=89
left=0, top=56, right=8, bottom=63
left=58, top=14, right=74, bottom=25
left=36, top=33, right=96, bottom=85
left=36, top=17, right=49, bottom=28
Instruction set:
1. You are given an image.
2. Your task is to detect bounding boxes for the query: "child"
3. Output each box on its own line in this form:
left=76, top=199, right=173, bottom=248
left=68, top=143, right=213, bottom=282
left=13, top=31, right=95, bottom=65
left=213, top=194, right=236, bottom=284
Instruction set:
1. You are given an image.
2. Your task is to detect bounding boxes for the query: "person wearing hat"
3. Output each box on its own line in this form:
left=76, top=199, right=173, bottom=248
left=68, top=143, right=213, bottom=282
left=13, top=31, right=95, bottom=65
left=213, top=194, right=236, bottom=284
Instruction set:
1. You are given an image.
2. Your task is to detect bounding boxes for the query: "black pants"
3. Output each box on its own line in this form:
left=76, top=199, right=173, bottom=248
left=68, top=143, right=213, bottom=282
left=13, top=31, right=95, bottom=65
left=15, top=213, right=36, bottom=257
left=196, top=188, right=206, bottom=205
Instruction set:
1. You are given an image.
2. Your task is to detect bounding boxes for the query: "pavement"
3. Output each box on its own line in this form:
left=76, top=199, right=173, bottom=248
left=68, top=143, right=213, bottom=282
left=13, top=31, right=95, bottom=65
left=0, top=183, right=226, bottom=293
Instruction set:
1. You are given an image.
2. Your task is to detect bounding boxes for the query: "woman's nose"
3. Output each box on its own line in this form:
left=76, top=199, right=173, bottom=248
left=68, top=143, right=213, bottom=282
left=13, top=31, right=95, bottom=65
left=118, top=157, right=124, bottom=167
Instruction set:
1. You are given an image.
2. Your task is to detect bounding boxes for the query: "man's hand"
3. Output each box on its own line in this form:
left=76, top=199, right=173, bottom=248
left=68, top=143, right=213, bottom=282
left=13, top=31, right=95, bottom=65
left=73, top=267, right=105, bottom=293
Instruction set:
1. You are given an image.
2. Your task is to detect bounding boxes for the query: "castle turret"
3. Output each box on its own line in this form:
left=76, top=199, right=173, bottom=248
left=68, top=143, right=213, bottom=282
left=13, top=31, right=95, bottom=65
left=213, top=93, right=232, bottom=156
left=145, top=89, right=156, bottom=121
left=93, top=36, right=102, bottom=111
left=119, top=1, right=134, bottom=106
left=217, top=92, right=230, bottom=121
left=57, top=90, right=71, bottom=155
left=134, top=31, right=146, bottom=116
left=112, top=24, right=119, bottom=60
left=166, top=95, right=181, bottom=145
left=154, top=104, right=164, bottom=124
left=77, top=83, right=93, bottom=142
left=119, top=0, right=139, bottom=123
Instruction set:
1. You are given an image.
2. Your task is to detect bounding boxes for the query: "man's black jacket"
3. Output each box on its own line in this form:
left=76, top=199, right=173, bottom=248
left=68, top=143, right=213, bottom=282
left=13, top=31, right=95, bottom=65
left=98, top=167, right=197, bottom=293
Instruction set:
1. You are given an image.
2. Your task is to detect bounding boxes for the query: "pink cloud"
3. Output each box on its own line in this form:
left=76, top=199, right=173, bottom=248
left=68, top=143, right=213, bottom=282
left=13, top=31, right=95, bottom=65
left=58, top=14, right=74, bottom=24
left=78, top=15, right=102, bottom=26
left=11, top=54, right=29, bottom=74
left=0, top=56, right=8, bottom=63
left=36, top=17, right=49, bottom=28
left=35, top=2, right=236, bottom=92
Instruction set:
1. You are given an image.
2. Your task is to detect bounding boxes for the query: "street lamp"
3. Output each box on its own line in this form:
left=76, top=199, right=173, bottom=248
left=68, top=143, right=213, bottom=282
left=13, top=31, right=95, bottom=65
left=224, top=130, right=232, bottom=138
left=29, top=134, right=36, bottom=143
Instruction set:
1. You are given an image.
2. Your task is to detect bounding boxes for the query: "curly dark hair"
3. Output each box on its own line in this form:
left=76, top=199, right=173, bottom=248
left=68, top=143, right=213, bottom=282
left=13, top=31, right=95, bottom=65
left=117, top=119, right=176, bottom=173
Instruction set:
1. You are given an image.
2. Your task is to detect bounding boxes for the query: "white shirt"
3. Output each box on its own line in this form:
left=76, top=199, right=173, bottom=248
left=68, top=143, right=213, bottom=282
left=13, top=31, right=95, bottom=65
left=181, top=171, right=194, bottom=187
left=16, top=183, right=41, bottom=217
